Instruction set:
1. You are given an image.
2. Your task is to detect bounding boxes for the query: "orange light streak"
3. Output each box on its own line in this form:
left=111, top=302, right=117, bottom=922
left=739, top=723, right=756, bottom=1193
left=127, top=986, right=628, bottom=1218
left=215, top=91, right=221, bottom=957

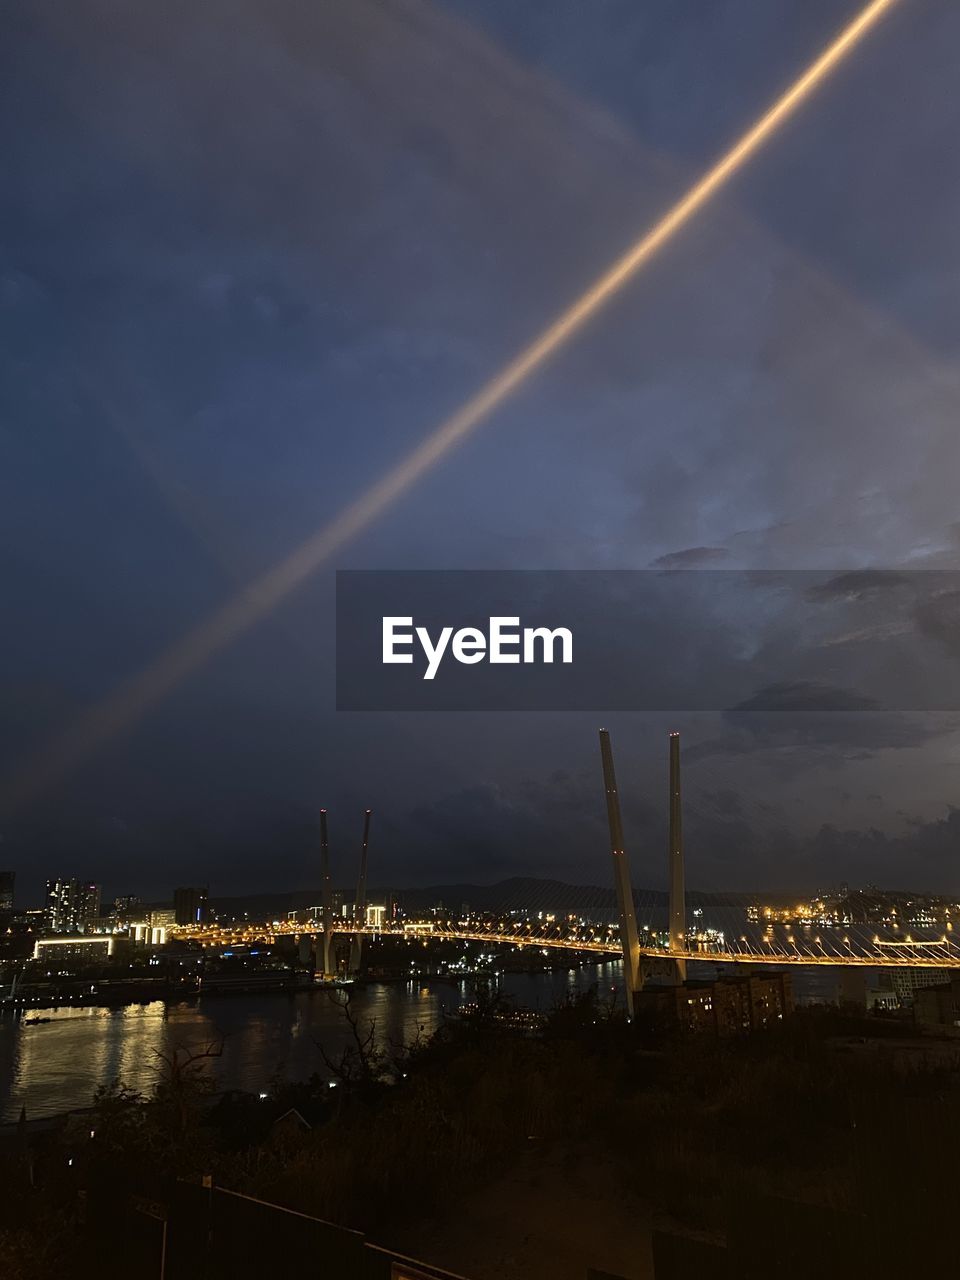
left=0, top=0, right=899, bottom=810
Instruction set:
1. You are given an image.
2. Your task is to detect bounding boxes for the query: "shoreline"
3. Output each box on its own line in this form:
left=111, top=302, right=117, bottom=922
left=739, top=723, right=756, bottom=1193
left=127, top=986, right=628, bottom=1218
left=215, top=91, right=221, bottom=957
left=0, top=956, right=613, bottom=1015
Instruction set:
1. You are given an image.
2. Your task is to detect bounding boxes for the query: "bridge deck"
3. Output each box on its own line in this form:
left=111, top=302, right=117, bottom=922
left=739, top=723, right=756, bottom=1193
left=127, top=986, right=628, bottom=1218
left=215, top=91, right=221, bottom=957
left=179, top=923, right=960, bottom=969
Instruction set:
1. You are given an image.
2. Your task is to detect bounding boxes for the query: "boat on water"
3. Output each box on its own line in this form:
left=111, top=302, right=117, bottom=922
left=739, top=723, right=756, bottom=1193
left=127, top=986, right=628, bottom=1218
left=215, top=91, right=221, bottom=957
left=448, top=1002, right=545, bottom=1032
left=312, top=975, right=355, bottom=990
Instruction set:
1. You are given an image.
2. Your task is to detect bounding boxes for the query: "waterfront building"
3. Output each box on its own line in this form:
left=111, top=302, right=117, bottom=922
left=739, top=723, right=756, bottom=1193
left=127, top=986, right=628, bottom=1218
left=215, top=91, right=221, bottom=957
left=914, top=977, right=960, bottom=1029
left=43, top=878, right=101, bottom=934
left=33, top=935, right=114, bottom=964
left=111, top=894, right=142, bottom=924
left=366, top=904, right=386, bottom=929
left=129, top=922, right=168, bottom=946
left=0, top=870, right=14, bottom=916
left=876, top=966, right=951, bottom=1006
left=639, top=972, right=793, bottom=1035
left=174, top=885, right=209, bottom=926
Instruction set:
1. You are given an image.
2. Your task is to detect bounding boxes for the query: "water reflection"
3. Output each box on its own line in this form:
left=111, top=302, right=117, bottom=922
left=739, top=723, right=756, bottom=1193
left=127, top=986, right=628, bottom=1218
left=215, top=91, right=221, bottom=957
left=1, top=963, right=624, bottom=1121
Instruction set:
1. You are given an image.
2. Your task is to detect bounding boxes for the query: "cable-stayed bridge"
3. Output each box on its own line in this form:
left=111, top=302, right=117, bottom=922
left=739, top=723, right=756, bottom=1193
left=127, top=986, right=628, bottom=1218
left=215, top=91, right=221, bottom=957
left=181, top=731, right=960, bottom=1005
left=372, top=924, right=960, bottom=971
left=189, top=918, right=960, bottom=972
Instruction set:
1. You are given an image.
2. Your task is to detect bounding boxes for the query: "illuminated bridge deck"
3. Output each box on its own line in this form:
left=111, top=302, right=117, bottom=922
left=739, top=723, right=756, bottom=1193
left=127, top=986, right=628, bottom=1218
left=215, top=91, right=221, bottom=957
left=180, top=923, right=960, bottom=969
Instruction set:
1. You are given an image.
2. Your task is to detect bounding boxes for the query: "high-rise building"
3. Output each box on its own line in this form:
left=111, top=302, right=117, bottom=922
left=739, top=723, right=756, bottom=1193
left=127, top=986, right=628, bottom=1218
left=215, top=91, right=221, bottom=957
left=0, top=870, right=14, bottom=916
left=44, top=878, right=101, bottom=934
left=111, top=894, right=142, bottom=924
left=173, top=886, right=209, bottom=926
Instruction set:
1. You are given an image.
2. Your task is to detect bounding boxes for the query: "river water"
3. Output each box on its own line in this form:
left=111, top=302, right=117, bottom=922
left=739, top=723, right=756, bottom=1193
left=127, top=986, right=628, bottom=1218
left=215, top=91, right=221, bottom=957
left=0, top=957, right=868, bottom=1122
left=0, top=963, right=632, bottom=1122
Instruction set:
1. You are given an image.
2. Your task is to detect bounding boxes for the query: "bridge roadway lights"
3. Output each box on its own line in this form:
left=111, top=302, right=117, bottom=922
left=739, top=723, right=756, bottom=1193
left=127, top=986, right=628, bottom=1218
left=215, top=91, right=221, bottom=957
left=181, top=923, right=960, bottom=968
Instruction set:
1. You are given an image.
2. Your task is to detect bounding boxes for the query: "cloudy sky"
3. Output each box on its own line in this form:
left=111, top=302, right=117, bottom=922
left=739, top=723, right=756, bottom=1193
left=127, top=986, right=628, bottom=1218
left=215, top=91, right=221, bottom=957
left=2, top=0, right=960, bottom=902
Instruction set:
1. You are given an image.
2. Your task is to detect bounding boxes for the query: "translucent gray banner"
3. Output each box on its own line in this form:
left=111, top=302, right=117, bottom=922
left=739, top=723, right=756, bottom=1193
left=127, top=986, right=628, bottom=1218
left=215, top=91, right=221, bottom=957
left=335, top=570, right=960, bottom=711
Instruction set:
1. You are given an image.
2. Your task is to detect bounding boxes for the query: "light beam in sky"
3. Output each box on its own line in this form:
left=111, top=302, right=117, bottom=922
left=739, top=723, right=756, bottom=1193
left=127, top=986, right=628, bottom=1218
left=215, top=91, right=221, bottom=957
left=0, top=0, right=900, bottom=811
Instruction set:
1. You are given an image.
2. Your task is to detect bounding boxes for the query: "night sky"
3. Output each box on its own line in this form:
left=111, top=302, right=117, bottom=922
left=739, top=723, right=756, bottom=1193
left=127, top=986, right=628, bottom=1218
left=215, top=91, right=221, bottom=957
left=3, top=0, right=960, bottom=904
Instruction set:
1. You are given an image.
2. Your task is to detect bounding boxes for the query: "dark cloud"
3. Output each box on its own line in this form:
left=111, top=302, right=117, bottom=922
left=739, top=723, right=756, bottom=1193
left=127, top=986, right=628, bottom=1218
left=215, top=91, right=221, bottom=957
left=913, top=588, right=960, bottom=658
left=804, top=570, right=910, bottom=602
left=726, top=682, right=879, bottom=715
left=650, top=546, right=728, bottom=569
left=796, top=808, right=960, bottom=892
left=682, top=683, right=953, bottom=764
left=378, top=763, right=663, bottom=885
left=698, top=788, right=744, bottom=818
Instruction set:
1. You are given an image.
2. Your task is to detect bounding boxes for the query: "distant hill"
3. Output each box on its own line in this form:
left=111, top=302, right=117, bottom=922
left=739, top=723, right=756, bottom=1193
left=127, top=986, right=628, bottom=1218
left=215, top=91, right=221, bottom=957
left=156, top=876, right=750, bottom=922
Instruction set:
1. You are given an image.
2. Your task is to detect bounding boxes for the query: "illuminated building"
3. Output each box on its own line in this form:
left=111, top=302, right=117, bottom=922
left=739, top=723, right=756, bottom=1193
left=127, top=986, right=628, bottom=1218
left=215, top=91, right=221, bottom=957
left=174, top=885, right=210, bottom=926
left=111, top=894, right=142, bottom=925
left=129, top=922, right=168, bottom=946
left=639, top=972, right=794, bottom=1036
left=43, top=878, right=101, bottom=934
left=365, top=904, right=386, bottom=930
left=0, top=870, right=14, bottom=916
left=33, top=935, right=113, bottom=963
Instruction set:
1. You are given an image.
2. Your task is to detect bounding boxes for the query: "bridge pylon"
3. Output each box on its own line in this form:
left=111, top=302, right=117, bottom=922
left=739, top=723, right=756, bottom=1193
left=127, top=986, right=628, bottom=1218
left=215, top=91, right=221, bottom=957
left=348, top=809, right=372, bottom=975
left=668, top=732, right=687, bottom=982
left=599, top=729, right=643, bottom=1015
left=318, top=808, right=334, bottom=980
